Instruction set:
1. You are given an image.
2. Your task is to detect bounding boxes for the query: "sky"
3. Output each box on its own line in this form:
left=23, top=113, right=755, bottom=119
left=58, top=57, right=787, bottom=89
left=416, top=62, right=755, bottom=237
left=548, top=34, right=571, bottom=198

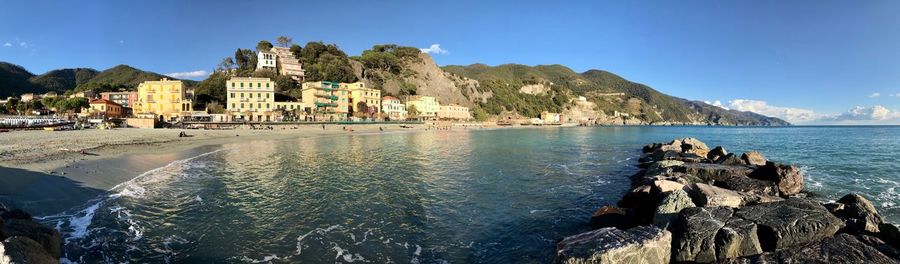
left=2, top=0, right=900, bottom=124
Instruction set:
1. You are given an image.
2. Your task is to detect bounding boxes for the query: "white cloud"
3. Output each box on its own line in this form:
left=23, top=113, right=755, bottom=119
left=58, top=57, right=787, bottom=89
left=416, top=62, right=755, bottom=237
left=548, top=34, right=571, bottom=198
left=727, top=99, right=818, bottom=123
left=420, top=44, right=449, bottom=55
left=166, top=70, right=209, bottom=79
left=2, top=42, right=10, bottom=47
left=890, top=93, right=900, bottom=97
left=869, top=92, right=881, bottom=98
left=826, top=105, right=900, bottom=122
left=703, top=100, right=729, bottom=110
left=18, top=41, right=27, bottom=47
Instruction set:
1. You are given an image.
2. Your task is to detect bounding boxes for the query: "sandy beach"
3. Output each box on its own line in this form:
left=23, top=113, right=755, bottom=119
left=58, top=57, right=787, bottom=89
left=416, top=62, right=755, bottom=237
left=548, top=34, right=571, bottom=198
left=0, top=124, right=434, bottom=215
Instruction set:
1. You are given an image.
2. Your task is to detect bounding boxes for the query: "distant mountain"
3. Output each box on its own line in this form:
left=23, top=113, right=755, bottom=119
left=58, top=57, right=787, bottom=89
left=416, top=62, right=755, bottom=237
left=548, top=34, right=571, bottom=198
left=442, top=64, right=790, bottom=125
left=0, top=62, right=40, bottom=97
left=0, top=62, right=185, bottom=98
left=29, top=68, right=99, bottom=92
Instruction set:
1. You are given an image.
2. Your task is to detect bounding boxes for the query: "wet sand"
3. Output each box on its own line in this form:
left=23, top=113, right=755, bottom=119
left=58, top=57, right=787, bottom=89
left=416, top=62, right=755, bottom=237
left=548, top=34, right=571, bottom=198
left=0, top=124, right=434, bottom=215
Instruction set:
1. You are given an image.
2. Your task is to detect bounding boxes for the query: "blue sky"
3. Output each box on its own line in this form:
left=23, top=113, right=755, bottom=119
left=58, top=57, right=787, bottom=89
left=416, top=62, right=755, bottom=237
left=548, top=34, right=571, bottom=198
left=2, top=0, right=900, bottom=124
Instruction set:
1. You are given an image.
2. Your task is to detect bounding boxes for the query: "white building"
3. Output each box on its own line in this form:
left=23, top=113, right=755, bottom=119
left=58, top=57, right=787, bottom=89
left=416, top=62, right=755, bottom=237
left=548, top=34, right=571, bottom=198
left=381, top=96, right=407, bottom=120
left=257, top=50, right=277, bottom=71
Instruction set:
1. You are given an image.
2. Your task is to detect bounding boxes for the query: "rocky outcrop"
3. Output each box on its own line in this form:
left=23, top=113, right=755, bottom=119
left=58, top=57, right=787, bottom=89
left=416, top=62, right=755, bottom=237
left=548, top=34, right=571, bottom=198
left=0, top=205, right=61, bottom=264
left=561, top=138, right=900, bottom=263
left=748, top=162, right=804, bottom=196
left=555, top=226, right=671, bottom=264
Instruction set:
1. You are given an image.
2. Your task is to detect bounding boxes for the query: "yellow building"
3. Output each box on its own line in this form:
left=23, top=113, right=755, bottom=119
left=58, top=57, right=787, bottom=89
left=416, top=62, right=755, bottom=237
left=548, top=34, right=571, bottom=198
left=87, top=99, right=124, bottom=119
left=301, top=81, right=350, bottom=120
left=438, top=104, right=472, bottom=120
left=134, top=78, right=193, bottom=121
left=226, top=77, right=277, bottom=122
left=406, top=95, right=439, bottom=119
left=342, top=82, right=381, bottom=114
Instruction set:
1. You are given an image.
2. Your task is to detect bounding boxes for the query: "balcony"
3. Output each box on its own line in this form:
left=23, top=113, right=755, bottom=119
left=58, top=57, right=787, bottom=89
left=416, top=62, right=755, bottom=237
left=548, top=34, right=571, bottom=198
left=239, top=98, right=249, bottom=102
left=257, top=98, right=266, bottom=102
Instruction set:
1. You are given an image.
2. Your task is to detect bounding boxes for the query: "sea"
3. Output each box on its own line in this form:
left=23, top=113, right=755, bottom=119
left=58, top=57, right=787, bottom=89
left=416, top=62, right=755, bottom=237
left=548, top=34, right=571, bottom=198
left=38, top=126, right=900, bottom=263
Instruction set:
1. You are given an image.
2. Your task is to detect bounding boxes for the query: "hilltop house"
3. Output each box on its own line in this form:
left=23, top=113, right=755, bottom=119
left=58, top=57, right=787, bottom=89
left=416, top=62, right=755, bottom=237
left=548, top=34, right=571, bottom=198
left=257, top=50, right=277, bottom=71
left=270, top=47, right=305, bottom=81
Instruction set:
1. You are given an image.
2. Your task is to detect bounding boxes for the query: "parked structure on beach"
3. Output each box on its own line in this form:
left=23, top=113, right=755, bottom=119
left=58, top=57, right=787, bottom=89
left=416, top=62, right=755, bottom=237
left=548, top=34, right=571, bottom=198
left=86, top=98, right=125, bottom=119
left=100, top=91, right=138, bottom=108
left=381, top=96, right=407, bottom=120
left=407, top=95, right=439, bottom=119
left=134, top=78, right=193, bottom=121
left=438, top=104, right=472, bottom=121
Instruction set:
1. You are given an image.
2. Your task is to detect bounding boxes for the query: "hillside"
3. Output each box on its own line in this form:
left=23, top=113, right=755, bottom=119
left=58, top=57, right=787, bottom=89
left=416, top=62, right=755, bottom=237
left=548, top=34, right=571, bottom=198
left=442, top=64, right=790, bottom=125
left=29, top=68, right=99, bottom=92
left=0, top=62, right=40, bottom=97
left=0, top=62, right=183, bottom=97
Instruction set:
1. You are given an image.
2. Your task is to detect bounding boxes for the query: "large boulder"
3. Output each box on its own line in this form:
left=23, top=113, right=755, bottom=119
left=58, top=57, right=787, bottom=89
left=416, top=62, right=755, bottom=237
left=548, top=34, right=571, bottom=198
left=643, top=160, right=685, bottom=177
left=722, top=234, right=898, bottom=264
left=679, top=163, right=753, bottom=183
left=714, top=218, right=762, bottom=260
left=833, top=193, right=884, bottom=234
left=554, top=226, right=671, bottom=264
left=712, top=176, right=779, bottom=197
left=651, top=180, right=685, bottom=193
left=1, top=219, right=62, bottom=258
left=688, top=183, right=746, bottom=208
left=740, top=151, right=767, bottom=166
left=590, top=206, right=634, bottom=230
left=671, top=207, right=733, bottom=263
left=680, top=138, right=710, bottom=157
left=617, top=185, right=653, bottom=208
left=748, top=162, right=804, bottom=197
left=707, top=146, right=727, bottom=162
left=880, top=223, right=900, bottom=248
left=1, top=236, right=58, bottom=264
left=653, top=189, right=695, bottom=228
left=716, top=154, right=746, bottom=166
left=732, top=198, right=843, bottom=251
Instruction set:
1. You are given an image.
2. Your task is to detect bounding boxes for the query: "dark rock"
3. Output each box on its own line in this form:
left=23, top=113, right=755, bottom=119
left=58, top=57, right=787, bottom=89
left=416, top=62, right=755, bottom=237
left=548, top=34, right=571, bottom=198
left=740, top=151, right=767, bottom=166
left=679, top=163, right=753, bottom=183
left=688, top=183, right=746, bottom=208
left=713, top=176, right=778, bottom=197
left=671, top=206, right=733, bottom=262
left=653, top=189, right=695, bottom=228
left=748, top=162, right=804, bottom=197
left=721, top=234, right=898, bottom=264
left=1, top=209, right=32, bottom=220
left=823, top=201, right=845, bottom=215
left=834, top=193, right=884, bottom=234
left=643, top=160, right=685, bottom=178
left=651, top=149, right=679, bottom=162
left=716, top=153, right=746, bottom=166
left=670, top=152, right=709, bottom=163
left=590, top=206, right=634, bottom=230
left=617, top=185, right=653, bottom=208
left=554, top=226, right=671, bottom=264
left=856, top=234, right=900, bottom=259
left=732, top=198, right=843, bottom=251
left=707, top=146, right=727, bottom=161
left=1, top=236, right=58, bottom=264
left=1, top=219, right=62, bottom=258
left=878, top=223, right=900, bottom=248
left=715, top=218, right=762, bottom=260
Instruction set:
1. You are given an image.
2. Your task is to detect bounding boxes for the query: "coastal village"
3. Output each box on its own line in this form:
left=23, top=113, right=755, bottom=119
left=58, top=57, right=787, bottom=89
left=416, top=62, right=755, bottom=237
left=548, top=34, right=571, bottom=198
left=0, top=45, right=512, bottom=130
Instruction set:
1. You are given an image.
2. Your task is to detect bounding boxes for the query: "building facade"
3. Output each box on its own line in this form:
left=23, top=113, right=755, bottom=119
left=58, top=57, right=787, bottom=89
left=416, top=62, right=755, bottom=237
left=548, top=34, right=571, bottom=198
left=100, top=91, right=138, bottom=108
left=343, top=82, right=381, bottom=114
left=438, top=104, right=472, bottom=120
left=257, top=50, right=277, bottom=71
left=541, top=111, right=562, bottom=123
left=134, top=78, right=193, bottom=121
left=301, top=81, right=350, bottom=120
left=270, top=47, right=305, bottom=81
left=406, top=95, right=439, bottom=119
left=87, top=99, right=124, bottom=119
left=226, top=77, right=276, bottom=122
left=381, top=96, right=407, bottom=120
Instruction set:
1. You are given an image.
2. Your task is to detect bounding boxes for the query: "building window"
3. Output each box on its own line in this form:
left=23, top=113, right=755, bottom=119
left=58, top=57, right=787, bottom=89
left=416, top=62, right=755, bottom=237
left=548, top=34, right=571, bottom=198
left=266, top=83, right=270, bottom=88
left=257, top=93, right=261, bottom=98
left=240, top=103, right=244, bottom=108
left=266, top=103, right=270, bottom=108
left=240, top=93, right=244, bottom=98
left=231, top=93, right=235, bottom=98
left=266, top=93, right=270, bottom=98
left=249, top=93, right=253, bottom=98
left=240, top=82, right=244, bottom=88
left=231, top=82, right=235, bottom=88
left=257, top=83, right=261, bottom=88
left=249, top=82, right=253, bottom=88
left=231, top=103, right=235, bottom=108
left=258, top=103, right=261, bottom=108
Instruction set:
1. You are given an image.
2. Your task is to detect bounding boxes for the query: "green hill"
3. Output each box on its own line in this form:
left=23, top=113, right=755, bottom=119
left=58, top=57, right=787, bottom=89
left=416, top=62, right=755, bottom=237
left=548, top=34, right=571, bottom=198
left=443, top=64, right=790, bottom=125
left=72, top=65, right=171, bottom=92
left=29, top=68, right=99, bottom=92
left=0, top=62, right=40, bottom=97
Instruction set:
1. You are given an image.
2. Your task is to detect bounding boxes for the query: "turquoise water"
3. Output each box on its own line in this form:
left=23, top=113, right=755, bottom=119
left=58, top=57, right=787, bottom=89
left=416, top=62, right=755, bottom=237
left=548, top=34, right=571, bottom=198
left=41, top=126, right=899, bottom=263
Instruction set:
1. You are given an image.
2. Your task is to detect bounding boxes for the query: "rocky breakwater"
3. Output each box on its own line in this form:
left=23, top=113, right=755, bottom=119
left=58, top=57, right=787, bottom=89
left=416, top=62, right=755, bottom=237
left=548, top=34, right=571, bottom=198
left=0, top=204, right=61, bottom=264
left=555, top=138, right=900, bottom=264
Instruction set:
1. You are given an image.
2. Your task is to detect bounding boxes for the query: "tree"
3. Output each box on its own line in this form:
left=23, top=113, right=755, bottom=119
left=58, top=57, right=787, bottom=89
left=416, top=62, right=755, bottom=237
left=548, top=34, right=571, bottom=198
left=399, top=82, right=417, bottom=96
left=407, top=104, right=419, bottom=119
left=355, top=101, right=368, bottom=114
left=276, top=36, right=293, bottom=47
left=206, top=101, right=225, bottom=114
left=216, top=57, right=235, bottom=72
left=256, top=40, right=274, bottom=52
left=289, top=44, right=302, bottom=58
left=473, top=106, right=488, bottom=121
